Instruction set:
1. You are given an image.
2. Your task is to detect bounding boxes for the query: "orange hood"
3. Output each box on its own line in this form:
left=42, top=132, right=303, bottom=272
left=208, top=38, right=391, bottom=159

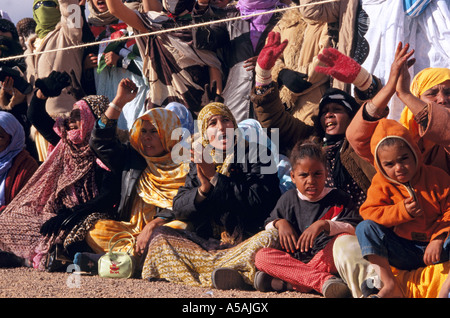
left=370, top=118, right=423, bottom=190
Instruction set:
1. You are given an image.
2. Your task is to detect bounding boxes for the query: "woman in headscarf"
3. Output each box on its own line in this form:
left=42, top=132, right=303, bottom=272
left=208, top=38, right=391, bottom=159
left=83, top=0, right=149, bottom=130
left=25, top=0, right=85, bottom=162
left=85, top=79, right=190, bottom=268
left=346, top=44, right=450, bottom=175
left=0, top=112, right=38, bottom=212
left=140, top=102, right=281, bottom=289
left=0, top=78, right=115, bottom=270
left=103, top=0, right=223, bottom=113
left=398, top=67, right=450, bottom=174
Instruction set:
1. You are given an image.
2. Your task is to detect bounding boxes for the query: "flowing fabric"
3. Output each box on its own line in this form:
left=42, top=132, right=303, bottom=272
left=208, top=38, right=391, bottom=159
left=0, top=112, right=25, bottom=205
left=0, top=100, right=100, bottom=269
left=133, top=9, right=222, bottom=111
left=129, top=108, right=190, bottom=208
left=142, top=226, right=279, bottom=287
left=86, top=108, right=189, bottom=253
left=359, top=0, right=450, bottom=120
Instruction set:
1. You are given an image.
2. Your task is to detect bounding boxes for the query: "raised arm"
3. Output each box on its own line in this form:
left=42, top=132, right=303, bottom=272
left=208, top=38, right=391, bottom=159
left=105, top=0, right=148, bottom=32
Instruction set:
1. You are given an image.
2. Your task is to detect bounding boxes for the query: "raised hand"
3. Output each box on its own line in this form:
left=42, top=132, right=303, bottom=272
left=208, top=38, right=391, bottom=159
left=316, top=47, right=365, bottom=84
left=35, top=71, right=71, bottom=98
left=257, top=31, right=288, bottom=71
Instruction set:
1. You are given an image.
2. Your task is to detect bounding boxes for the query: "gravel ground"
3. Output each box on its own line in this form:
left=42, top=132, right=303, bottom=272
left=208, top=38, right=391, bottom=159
left=0, top=267, right=321, bottom=299
left=1, top=267, right=324, bottom=315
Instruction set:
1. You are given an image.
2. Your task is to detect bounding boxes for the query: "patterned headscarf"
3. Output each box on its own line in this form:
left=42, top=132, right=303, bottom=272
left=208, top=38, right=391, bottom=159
left=129, top=108, right=189, bottom=209
left=399, top=68, right=450, bottom=149
left=196, top=102, right=238, bottom=176
left=0, top=99, right=100, bottom=269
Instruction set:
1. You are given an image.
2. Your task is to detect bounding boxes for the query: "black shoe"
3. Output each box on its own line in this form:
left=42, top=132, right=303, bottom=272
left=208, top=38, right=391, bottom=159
left=254, top=271, right=291, bottom=292
left=254, top=271, right=274, bottom=292
left=211, top=268, right=249, bottom=290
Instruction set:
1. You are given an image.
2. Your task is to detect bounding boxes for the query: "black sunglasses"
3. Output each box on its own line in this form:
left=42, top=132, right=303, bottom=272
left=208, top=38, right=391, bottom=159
left=33, top=1, right=58, bottom=11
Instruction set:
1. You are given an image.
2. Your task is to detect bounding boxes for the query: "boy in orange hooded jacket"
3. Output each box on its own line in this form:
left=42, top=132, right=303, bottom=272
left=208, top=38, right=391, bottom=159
left=355, top=118, right=450, bottom=298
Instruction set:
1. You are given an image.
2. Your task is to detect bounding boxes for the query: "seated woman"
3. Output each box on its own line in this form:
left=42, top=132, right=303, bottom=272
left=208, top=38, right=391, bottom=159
left=83, top=80, right=190, bottom=272
left=0, top=74, right=116, bottom=270
left=140, top=102, right=281, bottom=289
left=0, top=111, right=38, bottom=212
left=26, top=71, right=122, bottom=267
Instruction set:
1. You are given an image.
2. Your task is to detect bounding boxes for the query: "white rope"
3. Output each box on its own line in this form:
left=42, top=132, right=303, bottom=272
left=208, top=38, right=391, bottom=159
left=0, top=0, right=338, bottom=63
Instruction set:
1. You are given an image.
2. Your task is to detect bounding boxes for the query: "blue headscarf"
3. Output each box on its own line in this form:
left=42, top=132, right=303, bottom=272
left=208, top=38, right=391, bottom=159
left=238, top=119, right=294, bottom=193
left=165, top=102, right=194, bottom=134
left=0, top=111, right=25, bottom=204
left=165, top=102, right=194, bottom=150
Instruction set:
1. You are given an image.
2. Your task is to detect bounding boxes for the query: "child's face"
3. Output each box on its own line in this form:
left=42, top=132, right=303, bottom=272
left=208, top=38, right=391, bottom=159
left=320, top=103, right=351, bottom=135
left=377, top=142, right=417, bottom=183
left=290, top=157, right=326, bottom=201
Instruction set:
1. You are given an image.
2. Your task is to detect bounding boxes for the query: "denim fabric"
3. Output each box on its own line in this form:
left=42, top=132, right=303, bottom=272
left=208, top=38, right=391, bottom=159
left=355, top=220, right=450, bottom=271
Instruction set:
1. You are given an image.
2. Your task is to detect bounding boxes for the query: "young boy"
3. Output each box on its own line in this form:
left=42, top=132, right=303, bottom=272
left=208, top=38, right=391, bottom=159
left=356, top=118, right=450, bottom=298
left=254, top=141, right=362, bottom=298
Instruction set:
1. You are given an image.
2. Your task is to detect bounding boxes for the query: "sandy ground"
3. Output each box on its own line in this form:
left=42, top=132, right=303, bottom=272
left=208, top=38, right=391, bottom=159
left=0, top=267, right=321, bottom=299
left=0, top=267, right=325, bottom=315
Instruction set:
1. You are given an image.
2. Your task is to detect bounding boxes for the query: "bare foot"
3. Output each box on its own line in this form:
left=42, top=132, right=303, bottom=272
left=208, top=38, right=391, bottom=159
left=378, top=280, right=404, bottom=298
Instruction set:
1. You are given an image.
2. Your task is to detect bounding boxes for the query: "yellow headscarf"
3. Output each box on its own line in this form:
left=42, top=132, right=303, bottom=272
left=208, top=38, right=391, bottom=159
left=399, top=68, right=450, bottom=148
left=129, top=108, right=189, bottom=209
left=196, top=102, right=239, bottom=176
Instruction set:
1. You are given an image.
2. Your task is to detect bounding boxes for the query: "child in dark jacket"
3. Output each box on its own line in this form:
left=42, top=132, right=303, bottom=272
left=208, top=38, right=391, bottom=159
left=254, top=140, right=361, bottom=298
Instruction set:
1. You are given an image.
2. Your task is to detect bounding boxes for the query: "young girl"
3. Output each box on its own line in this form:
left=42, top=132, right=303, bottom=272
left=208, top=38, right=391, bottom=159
left=254, top=141, right=362, bottom=298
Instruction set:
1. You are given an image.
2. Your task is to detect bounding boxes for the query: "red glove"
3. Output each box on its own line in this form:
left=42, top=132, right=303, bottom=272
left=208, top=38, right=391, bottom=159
left=255, top=32, right=288, bottom=86
left=257, top=32, right=288, bottom=70
left=316, top=48, right=372, bottom=90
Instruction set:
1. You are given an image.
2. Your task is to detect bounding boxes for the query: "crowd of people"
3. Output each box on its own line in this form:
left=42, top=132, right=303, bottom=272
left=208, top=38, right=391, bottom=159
left=0, top=0, right=449, bottom=298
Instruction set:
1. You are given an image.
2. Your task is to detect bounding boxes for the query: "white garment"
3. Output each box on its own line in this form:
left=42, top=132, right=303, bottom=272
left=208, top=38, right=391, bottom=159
left=360, top=0, right=450, bottom=120
left=94, top=58, right=149, bottom=130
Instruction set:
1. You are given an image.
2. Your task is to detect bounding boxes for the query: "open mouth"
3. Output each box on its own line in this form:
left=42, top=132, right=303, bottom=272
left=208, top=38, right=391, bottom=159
left=96, top=0, right=107, bottom=10
left=325, top=121, right=336, bottom=128
left=305, top=187, right=318, bottom=195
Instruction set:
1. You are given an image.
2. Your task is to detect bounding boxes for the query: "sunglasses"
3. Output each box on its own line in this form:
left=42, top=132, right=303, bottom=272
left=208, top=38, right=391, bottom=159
left=33, top=1, right=58, bottom=11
